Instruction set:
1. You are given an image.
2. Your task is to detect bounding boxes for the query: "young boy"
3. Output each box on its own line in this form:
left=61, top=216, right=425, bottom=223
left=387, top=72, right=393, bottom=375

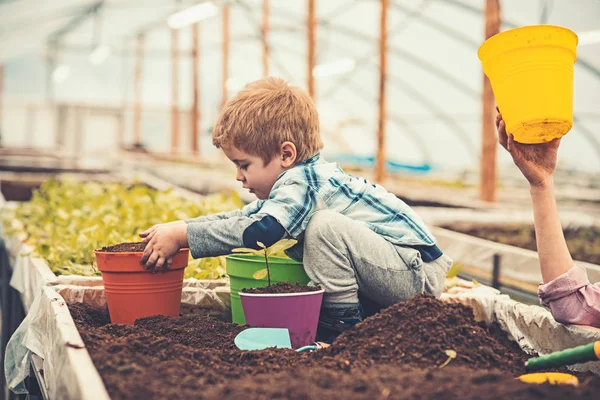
left=496, top=110, right=600, bottom=328
left=139, top=77, right=452, bottom=339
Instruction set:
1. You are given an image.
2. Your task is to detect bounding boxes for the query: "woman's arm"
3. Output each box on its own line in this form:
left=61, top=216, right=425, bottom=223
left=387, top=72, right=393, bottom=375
left=496, top=111, right=571, bottom=283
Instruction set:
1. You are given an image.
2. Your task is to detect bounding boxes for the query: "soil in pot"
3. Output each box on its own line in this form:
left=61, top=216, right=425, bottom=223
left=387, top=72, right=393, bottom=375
left=70, top=296, right=600, bottom=400
left=97, top=242, right=147, bottom=252
left=241, top=282, right=321, bottom=294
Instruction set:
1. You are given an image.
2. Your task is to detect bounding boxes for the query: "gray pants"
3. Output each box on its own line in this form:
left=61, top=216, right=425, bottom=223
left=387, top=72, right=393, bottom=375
left=303, top=210, right=452, bottom=307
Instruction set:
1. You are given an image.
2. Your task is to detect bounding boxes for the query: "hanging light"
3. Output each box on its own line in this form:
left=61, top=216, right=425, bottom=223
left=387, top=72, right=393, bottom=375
left=313, top=58, right=356, bottom=78
left=167, top=1, right=219, bottom=29
left=89, top=44, right=112, bottom=65
left=52, top=64, right=71, bottom=83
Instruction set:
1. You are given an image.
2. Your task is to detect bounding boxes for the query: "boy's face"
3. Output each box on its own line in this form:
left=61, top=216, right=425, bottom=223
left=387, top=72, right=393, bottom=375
left=223, top=146, right=287, bottom=200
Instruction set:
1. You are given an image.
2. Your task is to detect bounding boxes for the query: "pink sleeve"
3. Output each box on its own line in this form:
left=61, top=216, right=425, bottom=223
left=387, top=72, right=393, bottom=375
left=538, top=265, right=600, bottom=328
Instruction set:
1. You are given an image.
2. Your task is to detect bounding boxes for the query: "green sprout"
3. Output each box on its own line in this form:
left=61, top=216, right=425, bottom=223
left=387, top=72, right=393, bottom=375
left=232, top=239, right=298, bottom=286
left=439, top=349, right=457, bottom=368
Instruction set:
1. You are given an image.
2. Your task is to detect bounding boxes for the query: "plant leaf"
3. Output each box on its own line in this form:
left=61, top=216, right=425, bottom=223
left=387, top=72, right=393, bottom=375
left=265, top=239, right=298, bottom=256
left=231, top=247, right=264, bottom=255
left=253, top=269, right=268, bottom=280
left=439, top=349, right=457, bottom=368
left=446, top=262, right=463, bottom=278
left=256, top=241, right=267, bottom=249
left=2, top=179, right=245, bottom=278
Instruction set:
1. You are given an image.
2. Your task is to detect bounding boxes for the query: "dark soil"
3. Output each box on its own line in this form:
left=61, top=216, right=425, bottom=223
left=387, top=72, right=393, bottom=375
left=241, top=282, right=322, bottom=294
left=69, top=302, right=111, bottom=327
left=70, top=296, right=600, bottom=400
left=203, top=365, right=600, bottom=400
left=97, top=242, right=147, bottom=253
left=442, top=223, right=600, bottom=265
left=134, top=314, right=245, bottom=350
left=327, top=295, right=528, bottom=372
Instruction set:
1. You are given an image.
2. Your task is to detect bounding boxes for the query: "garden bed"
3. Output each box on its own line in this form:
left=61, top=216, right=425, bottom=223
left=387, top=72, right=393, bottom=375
left=71, top=296, right=600, bottom=400
left=441, top=223, right=600, bottom=265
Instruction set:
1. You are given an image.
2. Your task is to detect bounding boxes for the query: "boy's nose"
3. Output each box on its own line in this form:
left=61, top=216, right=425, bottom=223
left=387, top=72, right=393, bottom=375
left=235, top=169, right=245, bottom=182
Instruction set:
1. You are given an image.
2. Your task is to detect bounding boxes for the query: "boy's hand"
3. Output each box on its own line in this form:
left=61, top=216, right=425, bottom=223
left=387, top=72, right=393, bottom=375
left=496, top=108, right=561, bottom=188
left=139, top=221, right=186, bottom=242
left=139, top=223, right=188, bottom=270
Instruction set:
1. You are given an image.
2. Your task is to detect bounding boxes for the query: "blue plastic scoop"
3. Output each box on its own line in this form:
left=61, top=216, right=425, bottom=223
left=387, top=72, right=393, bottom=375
left=234, top=328, right=292, bottom=350
left=234, top=328, right=326, bottom=352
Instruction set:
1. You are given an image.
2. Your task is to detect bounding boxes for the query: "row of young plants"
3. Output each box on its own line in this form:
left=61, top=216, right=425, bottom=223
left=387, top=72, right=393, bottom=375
left=1, top=179, right=245, bottom=278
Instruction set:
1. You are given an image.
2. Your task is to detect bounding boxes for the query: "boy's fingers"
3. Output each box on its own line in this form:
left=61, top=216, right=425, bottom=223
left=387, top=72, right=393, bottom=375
left=141, top=231, right=155, bottom=243
left=155, top=256, right=166, bottom=271
left=140, top=242, right=154, bottom=264
left=495, top=105, right=500, bottom=113
left=159, top=256, right=174, bottom=272
left=145, top=252, right=159, bottom=270
left=139, top=226, right=156, bottom=238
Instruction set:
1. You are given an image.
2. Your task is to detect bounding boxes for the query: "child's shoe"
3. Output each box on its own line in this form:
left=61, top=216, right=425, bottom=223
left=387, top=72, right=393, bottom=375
left=316, top=303, right=362, bottom=344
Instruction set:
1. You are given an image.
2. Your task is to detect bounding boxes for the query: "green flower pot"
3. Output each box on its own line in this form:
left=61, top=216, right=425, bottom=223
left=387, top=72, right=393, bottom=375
left=226, top=254, right=310, bottom=324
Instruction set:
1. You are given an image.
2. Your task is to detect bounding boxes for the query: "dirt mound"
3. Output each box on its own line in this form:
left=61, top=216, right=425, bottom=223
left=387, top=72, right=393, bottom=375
left=327, top=295, right=529, bottom=372
left=70, top=295, right=599, bottom=399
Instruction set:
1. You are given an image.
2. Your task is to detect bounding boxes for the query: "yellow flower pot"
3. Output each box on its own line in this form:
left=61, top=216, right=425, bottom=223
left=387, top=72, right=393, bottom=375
left=478, top=25, right=578, bottom=144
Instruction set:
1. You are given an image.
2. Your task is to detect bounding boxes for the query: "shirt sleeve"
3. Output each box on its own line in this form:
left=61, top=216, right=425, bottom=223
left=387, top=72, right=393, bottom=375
left=186, top=212, right=286, bottom=259
left=184, top=200, right=262, bottom=223
left=256, top=179, right=318, bottom=239
left=538, top=265, right=600, bottom=328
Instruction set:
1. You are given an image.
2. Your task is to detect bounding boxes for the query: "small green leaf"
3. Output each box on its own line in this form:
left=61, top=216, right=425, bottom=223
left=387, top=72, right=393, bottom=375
left=439, top=349, right=457, bottom=368
left=253, top=269, right=268, bottom=280
left=231, top=247, right=264, bottom=255
left=265, top=239, right=298, bottom=256
left=446, top=263, right=463, bottom=278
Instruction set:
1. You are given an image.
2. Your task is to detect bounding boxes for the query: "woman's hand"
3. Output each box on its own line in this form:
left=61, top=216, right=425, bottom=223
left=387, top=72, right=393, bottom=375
left=496, top=108, right=561, bottom=188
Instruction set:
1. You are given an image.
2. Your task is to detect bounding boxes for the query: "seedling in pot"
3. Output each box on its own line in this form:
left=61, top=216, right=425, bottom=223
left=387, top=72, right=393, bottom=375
left=232, top=239, right=298, bottom=286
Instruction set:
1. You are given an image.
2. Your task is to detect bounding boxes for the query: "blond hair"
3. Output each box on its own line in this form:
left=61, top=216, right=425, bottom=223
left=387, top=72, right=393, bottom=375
left=212, top=77, right=323, bottom=164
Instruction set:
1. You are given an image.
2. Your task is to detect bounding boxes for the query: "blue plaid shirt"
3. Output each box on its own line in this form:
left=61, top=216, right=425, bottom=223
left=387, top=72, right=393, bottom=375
left=239, top=154, right=439, bottom=257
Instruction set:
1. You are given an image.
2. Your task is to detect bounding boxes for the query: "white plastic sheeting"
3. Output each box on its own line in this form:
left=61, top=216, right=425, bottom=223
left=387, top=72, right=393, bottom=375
left=4, top=286, right=110, bottom=399
left=10, top=244, right=58, bottom=312
left=432, top=226, right=600, bottom=289
left=5, top=279, right=231, bottom=398
left=443, top=280, right=600, bottom=375
left=6, top=276, right=600, bottom=399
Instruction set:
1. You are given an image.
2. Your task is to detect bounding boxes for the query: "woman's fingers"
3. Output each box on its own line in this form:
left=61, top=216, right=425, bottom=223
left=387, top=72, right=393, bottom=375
left=498, top=120, right=509, bottom=150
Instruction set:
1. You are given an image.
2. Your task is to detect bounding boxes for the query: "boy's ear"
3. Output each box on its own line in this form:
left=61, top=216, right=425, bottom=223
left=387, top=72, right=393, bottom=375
left=280, top=141, right=297, bottom=168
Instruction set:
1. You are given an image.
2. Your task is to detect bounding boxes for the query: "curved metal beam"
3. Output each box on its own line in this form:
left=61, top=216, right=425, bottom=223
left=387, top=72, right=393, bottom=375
left=269, top=6, right=479, bottom=98
left=386, top=71, right=478, bottom=160
left=267, top=39, right=433, bottom=164
left=442, top=0, right=600, bottom=80
left=322, top=0, right=432, bottom=99
left=315, top=38, right=477, bottom=162
left=395, top=0, right=600, bottom=163
left=269, top=5, right=599, bottom=164
left=341, top=79, right=435, bottom=164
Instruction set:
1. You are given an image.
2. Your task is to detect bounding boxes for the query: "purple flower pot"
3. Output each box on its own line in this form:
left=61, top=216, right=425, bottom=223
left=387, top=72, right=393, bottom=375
left=239, top=289, right=324, bottom=348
